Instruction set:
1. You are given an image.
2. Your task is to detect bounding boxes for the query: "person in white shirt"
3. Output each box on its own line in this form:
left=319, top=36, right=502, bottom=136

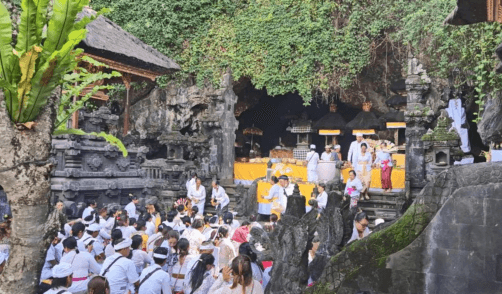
left=306, top=144, right=320, bottom=182
left=60, top=237, right=101, bottom=294
left=138, top=247, right=172, bottom=294
left=347, top=212, right=370, bottom=243
left=70, top=222, right=87, bottom=253
left=356, top=143, right=372, bottom=200
left=273, top=175, right=293, bottom=219
left=181, top=219, right=206, bottom=256
left=211, top=181, right=229, bottom=217
left=184, top=253, right=216, bottom=294
left=144, top=213, right=156, bottom=237
left=82, top=200, right=97, bottom=220
left=343, top=170, right=364, bottom=210
left=347, top=133, right=368, bottom=166
left=188, top=178, right=206, bottom=215
left=100, top=238, right=139, bottom=294
left=169, top=238, right=195, bottom=293
left=260, top=176, right=280, bottom=217
left=315, top=183, right=328, bottom=212
left=81, top=223, right=105, bottom=261
left=40, top=233, right=63, bottom=281
left=320, top=145, right=335, bottom=161
left=186, top=172, right=197, bottom=198
left=124, top=195, right=140, bottom=220
left=373, top=142, right=393, bottom=192
left=131, top=235, right=153, bottom=275
left=43, top=262, right=73, bottom=294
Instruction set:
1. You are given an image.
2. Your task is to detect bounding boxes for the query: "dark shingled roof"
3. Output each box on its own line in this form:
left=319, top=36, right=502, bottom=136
left=312, top=112, right=347, bottom=130
left=390, top=79, right=406, bottom=94
left=444, top=0, right=488, bottom=25
left=382, top=111, right=405, bottom=122
left=78, top=9, right=180, bottom=74
left=386, top=95, right=407, bottom=107
left=346, top=111, right=383, bottom=130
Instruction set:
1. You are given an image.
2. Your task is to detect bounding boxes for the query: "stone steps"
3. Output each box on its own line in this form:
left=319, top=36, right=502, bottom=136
left=357, top=191, right=404, bottom=228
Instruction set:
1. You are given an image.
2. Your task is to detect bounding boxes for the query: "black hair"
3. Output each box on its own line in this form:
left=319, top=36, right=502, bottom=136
left=177, top=205, right=185, bottom=213
left=212, top=180, right=219, bottom=186
left=192, top=218, right=203, bottom=229
left=131, top=235, right=143, bottom=250
left=189, top=253, right=215, bottom=294
left=182, top=216, right=192, bottom=227
left=108, top=208, right=118, bottom=218
left=86, top=229, right=98, bottom=235
left=191, top=172, right=198, bottom=177
left=318, top=183, right=326, bottom=189
left=62, top=237, right=79, bottom=254
left=204, top=215, right=211, bottom=224
left=349, top=170, right=357, bottom=177
left=87, top=199, right=97, bottom=207
left=111, top=229, right=123, bottom=241
left=248, top=214, right=257, bottom=222
left=129, top=218, right=137, bottom=227
left=270, top=214, right=278, bottom=222
left=158, top=224, right=165, bottom=232
left=223, top=211, right=233, bottom=224
left=238, top=242, right=263, bottom=271
left=355, top=212, right=368, bottom=222
left=168, top=230, right=180, bottom=240
left=360, top=143, right=368, bottom=149
left=130, top=195, right=138, bottom=200
left=136, top=220, right=146, bottom=231
left=167, top=211, right=176, bottom=222
left=217, top=226, right=229, bottom=239
left=85, top=239, right=95, bottom=248
left=191, top=206, right=199, bottom=215
left=51, top=276, right=71, bottom=289
left=153, top=247, right=168, bottom=265
left=177, top=238, right=190, bottom=256
left=84, top=213, right=99, bottom=225
left=71, top=222, right=85, bottom=237
left=241, top=220, right=251, bottom=226
left=143, top=213, right=153, bottom=222
left=271, top=176, right=279, bottom=184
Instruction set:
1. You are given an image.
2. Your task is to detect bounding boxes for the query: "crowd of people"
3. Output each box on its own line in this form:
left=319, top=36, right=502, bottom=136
left=38, top=176, right=279, bottom=294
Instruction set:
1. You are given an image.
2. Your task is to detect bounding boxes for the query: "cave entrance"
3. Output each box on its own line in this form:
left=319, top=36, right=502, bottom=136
left=232, top=79, right=362, bottom=160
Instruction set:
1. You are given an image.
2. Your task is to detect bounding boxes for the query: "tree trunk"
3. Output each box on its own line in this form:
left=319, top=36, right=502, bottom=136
left=0, top=93, right=57, bottom=293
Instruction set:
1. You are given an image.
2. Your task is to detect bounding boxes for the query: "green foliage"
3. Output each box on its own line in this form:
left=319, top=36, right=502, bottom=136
left=53, top=128, right=128, bottom=157
left=93, top=0, right=502, bottom=109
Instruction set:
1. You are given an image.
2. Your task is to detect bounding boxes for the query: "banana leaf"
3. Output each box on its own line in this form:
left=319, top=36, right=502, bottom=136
left=44, top=0, right=89, bottom=55
left=15, top=0, right=38, bottom=54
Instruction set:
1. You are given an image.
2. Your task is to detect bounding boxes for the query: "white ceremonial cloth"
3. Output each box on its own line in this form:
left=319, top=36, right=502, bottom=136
left=61, top=250, right=101, bottom=293
left=189, top=185, right=206, bottom=215
left=212, top=186, right=229, bottom=208
left=100, top=253, right=139, bottom=294
left=446, top=98, right=470, bottom=152
left=138, top=263, right=172, bottom=294
left=306, top=151, right=320, bottom=182
left=125, top=202, right=139, bottom=220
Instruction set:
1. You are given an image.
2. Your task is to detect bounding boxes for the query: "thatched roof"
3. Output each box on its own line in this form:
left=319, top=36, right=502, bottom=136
left=444, top=0, right=489, bottom=25
left=346, top=111, right=383, bottom=130
left=382, top=110, right=405, bottom=122
left=390, top=79, right=406, bottom=94
left=78, top=9, right=180, bottom=75
left=386, top=95, right=407, bottom=107
left=312, top=112, right=347, bottom=130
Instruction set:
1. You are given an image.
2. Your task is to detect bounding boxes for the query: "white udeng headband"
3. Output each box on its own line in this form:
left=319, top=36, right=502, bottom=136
left=153, top=253, right=168, bottom=259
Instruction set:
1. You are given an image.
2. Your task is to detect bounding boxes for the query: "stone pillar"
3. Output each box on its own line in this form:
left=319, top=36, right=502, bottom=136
left=219, top=72, right=239, bottom=185
left=405, top=57, right=433, bottom=189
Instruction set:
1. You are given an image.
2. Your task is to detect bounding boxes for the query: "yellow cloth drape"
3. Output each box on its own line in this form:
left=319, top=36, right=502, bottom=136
left=234, top=162, right=308, bottom=181
left=341, top=168, right=405, bottom=189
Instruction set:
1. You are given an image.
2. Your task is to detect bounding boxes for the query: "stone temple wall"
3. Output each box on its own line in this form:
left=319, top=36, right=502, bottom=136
left=312, top=162, right=502, bottom=294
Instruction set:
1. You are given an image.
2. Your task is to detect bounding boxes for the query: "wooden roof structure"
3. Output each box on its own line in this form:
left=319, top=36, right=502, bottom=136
left=444, top=0, right=502, bottom=25
left=73, top=8, right=180, bottom=134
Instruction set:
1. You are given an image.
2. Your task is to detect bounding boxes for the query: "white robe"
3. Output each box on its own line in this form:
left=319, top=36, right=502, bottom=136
left=306, top=151, right=319, bottom=182
left=446, top=98, right=470, bottom=153
left=347, top=140, right=368, bottom=165
left=186, top=177, right=196, bottom=197
left=189, top=185, right=206, bottom=215
left=320, top=152, right=335, bottom=161
left=344, top=178, right=363, bottom=198
left=260, top=184, right=281, bottom=215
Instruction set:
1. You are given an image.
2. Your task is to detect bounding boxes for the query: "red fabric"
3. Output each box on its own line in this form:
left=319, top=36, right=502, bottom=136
left=231, top=226, right=250, bottom=243
left=381, top=166, right=392, bottom=189
left=72, top=277, right=87, bottom=282
left=262, top=261, right=273, bottom=269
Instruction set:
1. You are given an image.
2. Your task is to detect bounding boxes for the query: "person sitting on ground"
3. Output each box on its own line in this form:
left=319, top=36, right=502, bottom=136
left=209, top=255, right=263, bottom=294
left=100, top=238, right=139, bottom=294
left=131, top=220, right=148, bottom=250
left=182, top=218, right=206, bottom=256
left=138, top=247, right=172, bottom=294
left=347, top=212, right=370, bottom=243
left=114, top=214, right=136, bottom=240
left=215, top=226, right=236, bottom=271
left=170, top=238, right=195, bottom=293
left=231, top=221, right=252, bottom=248
left=159, top=229, right=180, bottom=273
left=82, top=200, right=97, bottom=219
left=143, top=213, right=155, bottom=237
left=87, top=276, right=110, bottom=294
left=104, top=229, right=122, bottom=258
left=185, top=253, right=216, bottom=294
left=239, top=242, right=264, bottom=286
left=44, top=262, right=73, bottom=294
left=82, top=223, right=105, bottom=261
left=189, top=206, right=199, bottom=222
left=131, top=235, right=153, bottom=275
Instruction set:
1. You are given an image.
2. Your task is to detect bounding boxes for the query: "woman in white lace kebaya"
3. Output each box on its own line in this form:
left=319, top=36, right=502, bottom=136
left=185, top=253, right=216, bottom=294
left=209, top=255, right=263, bottom=294
left=216, top=226, right=236, bottom=271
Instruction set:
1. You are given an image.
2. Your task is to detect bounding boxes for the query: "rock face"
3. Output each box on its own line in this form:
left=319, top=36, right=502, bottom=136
left=477, top=97, right=502, bottom=145
left=312, top=162, right=502, bottom=294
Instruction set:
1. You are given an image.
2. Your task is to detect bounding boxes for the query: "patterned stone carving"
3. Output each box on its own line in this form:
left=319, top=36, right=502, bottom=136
left=87, top=154, right=103, bottom=171
left=116, top=156, right=131, bottom=172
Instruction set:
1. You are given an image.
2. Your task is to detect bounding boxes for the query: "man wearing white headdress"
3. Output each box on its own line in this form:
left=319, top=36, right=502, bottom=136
left=348, top=133, right=368, bottom=166
left=101, top=238, right=139, bottom=294
left=321, top=145, right=335, bottom=161
left=306, top=144, right=320, bottom=182
left=334, top=145, right=342, bottom=161
left=43, top=262, right=73, bottom=294
left=138, top=247, right=172, bottom=294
